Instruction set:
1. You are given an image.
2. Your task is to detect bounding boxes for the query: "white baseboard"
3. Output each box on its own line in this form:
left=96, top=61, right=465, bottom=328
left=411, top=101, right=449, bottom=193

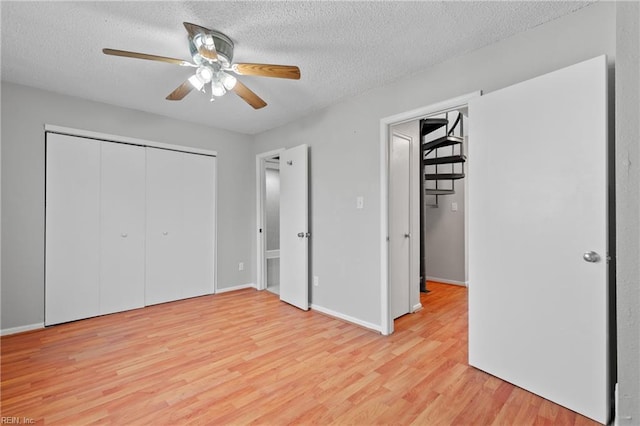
left=1, top=322, right=44, bottom=336
left=216, top=283, right=256, bottom=294
left=310, top=304, right=382, bottom=333
left=614, top=383, right=619, bottom=426
left=425, top=276, right=468, bottom=287
left=412, top=303, right=423, bottom=312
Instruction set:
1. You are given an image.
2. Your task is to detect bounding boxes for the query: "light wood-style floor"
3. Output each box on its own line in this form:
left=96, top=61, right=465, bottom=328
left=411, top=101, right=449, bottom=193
left=1, top=282, right=597, bottom=425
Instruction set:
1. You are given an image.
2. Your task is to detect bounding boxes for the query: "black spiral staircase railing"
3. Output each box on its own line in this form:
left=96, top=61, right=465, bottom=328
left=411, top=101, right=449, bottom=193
left=419, top=112, right=465, bottom=292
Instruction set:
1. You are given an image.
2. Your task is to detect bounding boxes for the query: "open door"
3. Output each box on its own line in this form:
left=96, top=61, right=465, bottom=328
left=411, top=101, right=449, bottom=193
left=468, top=56, right=609, bottom=423
left=389, top=133, right=411, bottom=319
left=279, top=144, right=309, bottom=310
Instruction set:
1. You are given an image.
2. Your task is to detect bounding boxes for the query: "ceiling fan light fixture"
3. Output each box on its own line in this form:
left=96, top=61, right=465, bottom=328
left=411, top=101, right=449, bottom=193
left=104, top=23, right=297, bottom=109
left=196, top=66, right=214, bottom=84
left=211, top=79, right=226, bottom=97
left=220, top=71, right=237, bottom=90
left=188, top=74, right=205, bottom=91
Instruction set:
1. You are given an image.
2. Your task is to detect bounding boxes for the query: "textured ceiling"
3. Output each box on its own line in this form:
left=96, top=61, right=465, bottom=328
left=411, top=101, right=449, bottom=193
left=1, top=1, right=593, bottom=135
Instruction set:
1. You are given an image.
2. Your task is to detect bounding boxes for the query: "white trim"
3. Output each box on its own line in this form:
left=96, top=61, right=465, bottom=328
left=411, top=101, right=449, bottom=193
left=614, top=383, right=620, bottom=426
left=311, top=304, right=383, bottom=333
left=213, top=156, right=219, bottom=294
left=412, top=303, right=423, bottom=313
left=464, top=133, right=470, bottom=285
left=425, top=276, right=468, bottom=287
left=379, top=119, right=391, bottom=335
left=1, top=323, right=44, bottom=336
left=255, top=148, right=285, bottom=291
left=44, top=124, right=217, bottom=157
left=216, top=283, right=256, bottom=294
left=380, top=91, right=481, bottom=336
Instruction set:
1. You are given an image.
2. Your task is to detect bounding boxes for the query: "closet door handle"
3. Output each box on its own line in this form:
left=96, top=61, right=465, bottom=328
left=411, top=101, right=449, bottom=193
left=121, top=233, right=128, bottom=238
left=162, top=231, right=169, bottom=236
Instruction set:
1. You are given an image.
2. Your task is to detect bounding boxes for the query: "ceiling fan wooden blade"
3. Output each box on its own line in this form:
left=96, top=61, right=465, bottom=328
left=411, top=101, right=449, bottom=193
left=103, top=48, right=194, bottom=67
left=233, top=80, right=267, bottom=109
left=183, top=22, right=209, bottom=39
left=232, top=63, right=301, bottom=80
left=198, top=45, right=218, bottom=62
left=183, top=22, right=218, bottom=62
left=166, top=80, right=194, bottom=101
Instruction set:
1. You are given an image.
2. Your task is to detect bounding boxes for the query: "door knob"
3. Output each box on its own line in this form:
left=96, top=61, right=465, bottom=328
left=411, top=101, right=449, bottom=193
left=297, top=232, right=305, bottom=238
left=163, top=231, right=169, bottom=236
left=121, top=233, right=128, bottom=238
left=404, top=233, right=411, bottom=238
left=583, top=251, right=600, bottom=263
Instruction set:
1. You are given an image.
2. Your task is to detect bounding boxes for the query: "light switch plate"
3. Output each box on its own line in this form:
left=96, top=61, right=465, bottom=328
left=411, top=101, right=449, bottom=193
left=356, top=196, right=364, bottom=209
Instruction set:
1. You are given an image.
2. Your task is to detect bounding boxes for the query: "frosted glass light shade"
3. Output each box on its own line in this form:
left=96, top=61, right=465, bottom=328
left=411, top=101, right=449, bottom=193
left=188, top=75, right=205, bottom=91
left=211, top=80, right=226, bottom=97
left=220, top=72, right=237, bottom=90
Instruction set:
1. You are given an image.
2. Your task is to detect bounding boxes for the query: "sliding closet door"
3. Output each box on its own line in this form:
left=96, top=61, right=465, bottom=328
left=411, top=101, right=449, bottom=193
left=181, top=153, right=216, bottom=299
left=100, top=142, right=146, bottom=315
left=45, top=133, right=100, bottom=325
left=145, top=148, right=184, bottom=305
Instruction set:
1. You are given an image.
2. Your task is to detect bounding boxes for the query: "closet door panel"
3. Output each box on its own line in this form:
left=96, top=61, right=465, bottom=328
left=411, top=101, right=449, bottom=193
left=145, top=148, right=184, bottom=305
left=45, top=134, right=100, bottom=325
left=100, top=142, right=146, bottom=315
left=181, top=153, right=216, bottom=299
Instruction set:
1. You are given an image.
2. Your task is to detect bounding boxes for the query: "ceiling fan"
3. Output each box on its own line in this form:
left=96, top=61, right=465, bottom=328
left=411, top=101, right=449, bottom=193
left=103, top=22, right=301, bottom=109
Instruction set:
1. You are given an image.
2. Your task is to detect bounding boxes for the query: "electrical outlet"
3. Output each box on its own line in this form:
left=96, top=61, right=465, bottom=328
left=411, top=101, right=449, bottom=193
left=238, top=262, right=244, bottom=271
left=313, top=276, right=319, bottom=287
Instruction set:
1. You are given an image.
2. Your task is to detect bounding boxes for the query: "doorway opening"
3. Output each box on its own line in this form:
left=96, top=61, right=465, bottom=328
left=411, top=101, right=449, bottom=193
left=264, top=160, right=281, bottom=295
left=388, top=109, right=469, bottom=323
left=380, top=91, right=480, bottom=335
left=256, top=149, right=284, bottom=293
left=420, top=109, right=468, bottom=291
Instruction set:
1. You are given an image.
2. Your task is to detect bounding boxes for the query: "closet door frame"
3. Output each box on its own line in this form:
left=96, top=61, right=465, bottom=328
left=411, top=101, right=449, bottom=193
left=44, top=125, right=218, bottom=297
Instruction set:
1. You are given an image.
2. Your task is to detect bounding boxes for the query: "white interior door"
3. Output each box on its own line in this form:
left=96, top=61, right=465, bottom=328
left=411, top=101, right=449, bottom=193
left=145, top=148, right=184, bottom=305
left=100, top=142, right=146, bottom=315
left=389, top=133, right=411, bottom=319
left=468, top=55, right=609, bottom=423
left=279, top=144, right=309, bottom=310
left=45, top=134, right=100, bottom=325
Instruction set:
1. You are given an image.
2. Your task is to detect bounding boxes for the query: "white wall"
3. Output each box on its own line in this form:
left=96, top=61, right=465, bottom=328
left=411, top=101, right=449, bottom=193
left=1, top=82, right=255, bottom=331
left=252, top=2, right=616, bottom=327
left=615, top=2, right=640, bottom=423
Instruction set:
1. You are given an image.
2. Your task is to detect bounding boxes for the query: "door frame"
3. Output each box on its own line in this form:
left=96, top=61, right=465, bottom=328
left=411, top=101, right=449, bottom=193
left=379, top=91, right=481, bottom=335
left=256, top=148, right=285, bottom=290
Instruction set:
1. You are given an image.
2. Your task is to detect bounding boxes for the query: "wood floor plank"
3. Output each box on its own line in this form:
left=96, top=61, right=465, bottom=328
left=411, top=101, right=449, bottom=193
left=1, top=283, right=599, bottom=425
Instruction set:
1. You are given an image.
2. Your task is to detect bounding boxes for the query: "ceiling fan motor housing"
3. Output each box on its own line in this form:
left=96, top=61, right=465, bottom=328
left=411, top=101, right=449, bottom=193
left=189, top=29, right=234, bottom=68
